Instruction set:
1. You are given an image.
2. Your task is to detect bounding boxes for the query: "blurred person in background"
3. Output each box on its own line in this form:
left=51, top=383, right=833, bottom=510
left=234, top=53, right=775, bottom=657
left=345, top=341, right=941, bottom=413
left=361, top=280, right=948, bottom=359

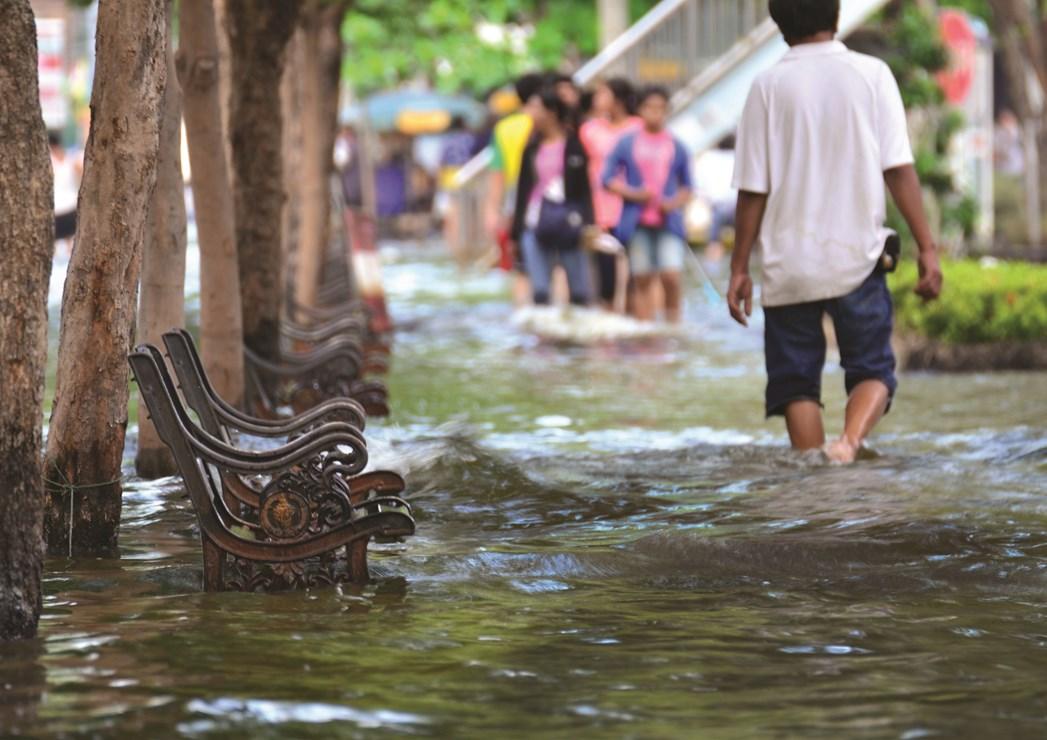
left=486, top=72, right=545, bottom=304
left=580, top=78, right=641, bottom=311
left=603, top=86, right=693, bottom=323
left=551, top=72, right=583, bottom=126
left=510, top=87, right=594, bottom=307
left=993, top=109, right=1024, bottom=176
left=694, top=134, right=738, bottom=263
left=436, top=116, right=478, bottom=256
left=50, top=131, right=82, bottom=254
left=339, top=125, right=365, bottom=210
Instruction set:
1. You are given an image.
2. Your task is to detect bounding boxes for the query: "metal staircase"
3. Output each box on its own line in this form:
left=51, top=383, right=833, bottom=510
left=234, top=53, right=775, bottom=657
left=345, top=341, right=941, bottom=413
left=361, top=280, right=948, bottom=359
left=450, top=0, right=891, bottom=259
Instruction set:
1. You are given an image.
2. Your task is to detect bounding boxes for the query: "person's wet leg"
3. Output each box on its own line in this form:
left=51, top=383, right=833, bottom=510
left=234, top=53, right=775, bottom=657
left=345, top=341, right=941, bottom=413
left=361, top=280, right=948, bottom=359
left=632, top=274, right=657, bottom=321
left=826, top=380, right=889, bottom=463
left=825, top=272, right=897, bottom=463
left=785, top=400, right=826, bottom=451
left=628, top=229, right=657, bottom=321
left=660, top=270, right=683, bottom=323
left=560, top=247, right=592, bottom=306
left=764, top=300, right=827, bottom=451
left=521, top=232, right=554, bottom=305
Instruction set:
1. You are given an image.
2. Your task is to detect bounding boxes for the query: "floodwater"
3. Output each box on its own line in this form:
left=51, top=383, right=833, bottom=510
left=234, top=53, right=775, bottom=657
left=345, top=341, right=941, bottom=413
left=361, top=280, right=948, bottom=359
left=4, top=244, right=1047, bottom=738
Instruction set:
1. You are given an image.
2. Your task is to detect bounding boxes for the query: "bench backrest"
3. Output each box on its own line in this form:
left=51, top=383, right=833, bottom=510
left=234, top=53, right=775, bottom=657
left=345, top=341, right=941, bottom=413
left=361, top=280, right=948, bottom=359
left=128, top=348, right=233, bottom=538
left=162, top=329, right=234, bottom=443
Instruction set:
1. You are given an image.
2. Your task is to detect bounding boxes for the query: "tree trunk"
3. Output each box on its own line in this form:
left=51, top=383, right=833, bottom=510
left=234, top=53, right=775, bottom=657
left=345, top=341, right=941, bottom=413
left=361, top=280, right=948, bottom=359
left=226, top=0, right=299, bottom=360
left=136, top=1, right=187, bottom=479
left=179, top=0, right=246, bottom=407
left=281, top=28, right=304, bottom=305
left=293, top=1, right=347, bottom=317
left=0, top=0, right=54, bottom=641
left=214, top=0, right=234, bottom=177
left=43, top=0, right=167, bottom=558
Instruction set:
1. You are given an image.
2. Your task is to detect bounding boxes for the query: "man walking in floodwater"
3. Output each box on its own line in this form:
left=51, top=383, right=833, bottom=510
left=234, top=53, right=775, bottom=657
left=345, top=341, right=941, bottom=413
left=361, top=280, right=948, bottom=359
left=728, top=0, right=944, bottom=463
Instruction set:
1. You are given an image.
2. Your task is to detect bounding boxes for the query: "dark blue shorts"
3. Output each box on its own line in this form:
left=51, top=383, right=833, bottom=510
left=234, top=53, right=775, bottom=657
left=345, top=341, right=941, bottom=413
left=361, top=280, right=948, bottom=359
left=763, top=270, right=897, bottom=417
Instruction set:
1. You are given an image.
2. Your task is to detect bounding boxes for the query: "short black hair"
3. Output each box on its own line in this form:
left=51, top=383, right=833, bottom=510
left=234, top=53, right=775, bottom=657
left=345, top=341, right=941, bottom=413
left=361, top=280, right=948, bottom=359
left=604, top=77, right=636, bottom=113
left=636, top=85, right=670, bottom=107
left=536, top=86, right=570, bottom=124
left=768, top=0, right=840, bottom=42
left=48, top=130, right=61, bottom=148
left=515, top=73, right=544, bottom=105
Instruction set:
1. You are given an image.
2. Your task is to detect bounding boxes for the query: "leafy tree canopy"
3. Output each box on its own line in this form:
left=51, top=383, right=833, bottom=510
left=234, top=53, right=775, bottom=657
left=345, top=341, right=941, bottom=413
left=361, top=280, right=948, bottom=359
left=342, top=0, right=658, bottom=96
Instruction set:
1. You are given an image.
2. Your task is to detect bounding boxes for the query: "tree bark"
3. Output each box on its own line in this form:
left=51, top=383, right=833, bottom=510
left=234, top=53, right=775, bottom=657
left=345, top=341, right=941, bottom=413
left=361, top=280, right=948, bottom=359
left=179, top=0, right=246, bottom=407
left=136, top=1, right=187, bottom=479
left=281, top=28, right=304, bottom=304
left=44, top=0, right=167, bottom=557
left=214, top=0, right=234, bottom=177
left=226, top=0, right=299, bottom=360
left=0, top=0, right=54, bottom=641
left=293, top=1, right=347, bottom=317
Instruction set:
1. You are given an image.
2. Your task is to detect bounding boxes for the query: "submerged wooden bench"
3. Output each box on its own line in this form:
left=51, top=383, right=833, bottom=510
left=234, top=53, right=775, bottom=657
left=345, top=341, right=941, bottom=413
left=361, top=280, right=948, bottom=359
left=162, top=328, right=407, bottom=504
left=129, top=345, right=414, bottom=592
left=243, top=338, right=391, bottom=418
left=281, top=315, right=391, bottom=376
left=164, top=328, right=368, bottom=437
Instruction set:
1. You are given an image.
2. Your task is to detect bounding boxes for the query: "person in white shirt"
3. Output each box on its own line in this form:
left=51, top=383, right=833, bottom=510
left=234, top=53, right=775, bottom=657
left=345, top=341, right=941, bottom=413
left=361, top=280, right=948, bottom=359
left=50, top=131, right=81, bottom=244
left=728, top=0, right=943, bottom=463
left=695, top=135, right=737, bottom=259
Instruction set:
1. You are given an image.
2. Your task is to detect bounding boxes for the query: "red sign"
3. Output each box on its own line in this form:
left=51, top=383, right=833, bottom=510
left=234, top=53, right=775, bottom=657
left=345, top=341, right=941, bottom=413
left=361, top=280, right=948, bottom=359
left=36, top=18, right=68, bottom=128
left=937, top=10, right=976, bottom=105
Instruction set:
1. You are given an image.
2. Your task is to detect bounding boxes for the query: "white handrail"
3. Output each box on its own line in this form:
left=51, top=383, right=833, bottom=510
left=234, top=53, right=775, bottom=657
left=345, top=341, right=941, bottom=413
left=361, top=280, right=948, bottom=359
left=572, top=0, right=692, bottom=85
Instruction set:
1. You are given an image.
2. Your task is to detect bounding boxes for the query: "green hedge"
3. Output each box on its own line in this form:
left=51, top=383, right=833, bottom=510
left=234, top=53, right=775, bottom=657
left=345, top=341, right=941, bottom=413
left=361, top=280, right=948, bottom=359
left=890, top=259, right=1047, bottom=344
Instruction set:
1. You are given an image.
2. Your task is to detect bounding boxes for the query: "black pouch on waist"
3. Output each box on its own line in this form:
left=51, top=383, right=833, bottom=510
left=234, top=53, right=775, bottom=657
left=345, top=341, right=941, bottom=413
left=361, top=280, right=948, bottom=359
left=878, top=230, right=901, bottom=274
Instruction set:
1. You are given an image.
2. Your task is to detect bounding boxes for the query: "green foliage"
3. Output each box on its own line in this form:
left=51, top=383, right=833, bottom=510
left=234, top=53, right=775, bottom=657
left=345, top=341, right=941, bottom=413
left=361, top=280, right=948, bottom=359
left=938, top=0, right=994, bottom=25
left=529, top=3, right=599, bottom=71
left=875, top=5, right=979, bottom=245
left=891, top=259, right=1047, bottom=343
left=342, top=0, right=659, bottom=95
left=885, top=5, right=949, bottom=108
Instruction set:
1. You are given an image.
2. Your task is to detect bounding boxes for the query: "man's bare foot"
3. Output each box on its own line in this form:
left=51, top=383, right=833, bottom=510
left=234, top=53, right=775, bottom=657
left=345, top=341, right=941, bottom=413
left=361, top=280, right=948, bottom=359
left=824, top=436, right=860, bottom=464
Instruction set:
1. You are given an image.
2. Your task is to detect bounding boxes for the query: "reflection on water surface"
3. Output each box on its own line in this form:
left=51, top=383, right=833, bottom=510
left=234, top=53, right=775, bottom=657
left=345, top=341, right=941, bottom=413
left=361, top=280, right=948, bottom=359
left=4, top=246, right=1046, bottom=737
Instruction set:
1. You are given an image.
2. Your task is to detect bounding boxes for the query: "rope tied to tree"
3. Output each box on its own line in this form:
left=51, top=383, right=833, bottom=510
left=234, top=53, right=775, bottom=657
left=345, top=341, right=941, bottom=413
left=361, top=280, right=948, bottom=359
left=43, top=470, right=125, bottom=558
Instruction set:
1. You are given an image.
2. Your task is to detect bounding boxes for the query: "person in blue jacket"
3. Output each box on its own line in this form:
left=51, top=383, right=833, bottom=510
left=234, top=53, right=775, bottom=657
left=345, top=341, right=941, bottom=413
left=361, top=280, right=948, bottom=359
left=602, top=86, right=693, bottom=322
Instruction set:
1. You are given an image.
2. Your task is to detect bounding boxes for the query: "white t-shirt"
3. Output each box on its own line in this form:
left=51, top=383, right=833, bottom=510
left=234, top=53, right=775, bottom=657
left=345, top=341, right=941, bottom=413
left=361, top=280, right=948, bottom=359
left=732, top=40, right=913, bottom=307
left=52, top=152, right=80, bottom=216
left=695, top=148, right=736, bottom=205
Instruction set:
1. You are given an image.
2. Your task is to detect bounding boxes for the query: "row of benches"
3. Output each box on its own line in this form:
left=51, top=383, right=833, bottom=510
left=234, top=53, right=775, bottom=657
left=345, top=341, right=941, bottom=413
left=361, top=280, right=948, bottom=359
left=131, top=313, right=415, bottom=592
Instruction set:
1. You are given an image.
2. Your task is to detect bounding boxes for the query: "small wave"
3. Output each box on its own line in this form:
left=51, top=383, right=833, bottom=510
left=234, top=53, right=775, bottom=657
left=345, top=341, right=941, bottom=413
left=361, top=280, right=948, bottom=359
left=419, top=524, right=1047, bottom=597
left=512, top=305, right=681, bottom=345
left=182, top=698, right=428, bottom=731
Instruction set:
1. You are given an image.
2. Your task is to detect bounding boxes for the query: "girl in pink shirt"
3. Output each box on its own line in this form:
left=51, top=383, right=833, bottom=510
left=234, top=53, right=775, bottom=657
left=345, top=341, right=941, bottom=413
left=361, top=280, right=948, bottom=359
left=580, top=79, right=641, bottom=311
left=603, top=87, right=694, bottom=323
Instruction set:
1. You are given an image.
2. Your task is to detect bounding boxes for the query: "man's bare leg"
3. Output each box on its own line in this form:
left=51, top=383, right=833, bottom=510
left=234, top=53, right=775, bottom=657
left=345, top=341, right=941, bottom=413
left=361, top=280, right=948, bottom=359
left=825, top=380, right=890, bottom=464
left=784, top=400, right=826, bottom=451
